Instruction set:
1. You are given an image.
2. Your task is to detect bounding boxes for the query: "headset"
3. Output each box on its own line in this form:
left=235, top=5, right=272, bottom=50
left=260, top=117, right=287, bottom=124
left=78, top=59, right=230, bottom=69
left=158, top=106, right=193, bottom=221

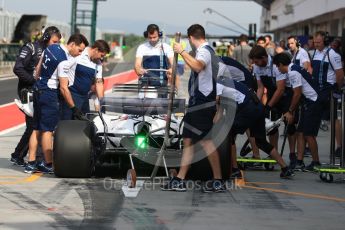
left=143, top=24, right=163, bottom=38
left=315, top=31, right=331, bottom=46
left=287, top=35, right=301, bottom=48
left=41, top=26, right=61, bottom=42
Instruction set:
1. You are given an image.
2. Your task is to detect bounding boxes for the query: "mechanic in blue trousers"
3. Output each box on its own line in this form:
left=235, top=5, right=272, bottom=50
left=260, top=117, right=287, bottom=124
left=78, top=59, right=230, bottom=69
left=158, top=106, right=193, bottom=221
left=10, top=26, right=61, bottom=166
left=59, top=39, right=110, bottom=120
left=161, top=24, right=226, bottom=193
left=305, top=31, right=344, bottom=171
left=273, top=52, right=324, bottom=172
left=215, top=65, right=294, bottom=179
left=134, top=24, right=174, bottom=97
left=24, top=34, right=89, bottom=174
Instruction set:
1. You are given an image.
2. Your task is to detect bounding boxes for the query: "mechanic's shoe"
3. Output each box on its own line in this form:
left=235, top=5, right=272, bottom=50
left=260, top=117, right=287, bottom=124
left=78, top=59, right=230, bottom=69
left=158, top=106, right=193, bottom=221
left=230, top=169, right=242, bottom=179
left=37, top=161, right=54, bottom=174
left=24, top=162, right=38, bottom=174
left=240, top=146, right=252, bottom=157
left=252, top=162, right=263, bottom=169
left=294, top=161, right=306, bottom=171
left=319, top=120, right=329, bottom=132
left=289, top=153, right=297, bottom=169
left=304, top=147, right=312, bottom=157
left=335, top=147, right=342, bottom=158
left=280, top=168, right=295, bottom=179
left=202, top=180, right=226, bottom=193
left=161, top=177, right=186, bottom=192
left=304, top=161, right=321, bottom=172
left=10, top=157, right=25, bottom=166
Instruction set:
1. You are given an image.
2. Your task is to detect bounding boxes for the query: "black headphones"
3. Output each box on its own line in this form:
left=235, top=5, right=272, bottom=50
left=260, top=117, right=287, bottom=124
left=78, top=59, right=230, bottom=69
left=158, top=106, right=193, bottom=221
left=288, top=36, right=301, bottom=48
left=316, top=31, right=331, bottom=46
left=143, top=24, right=163, bottom=38
left=42, top=26, right=61, bottom=42
left=324, top=32, right=331, bottom=46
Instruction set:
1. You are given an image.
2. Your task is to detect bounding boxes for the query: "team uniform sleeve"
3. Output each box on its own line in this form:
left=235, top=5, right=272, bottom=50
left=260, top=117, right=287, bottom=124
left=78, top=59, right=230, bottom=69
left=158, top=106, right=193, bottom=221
left=57, top=58, right=76, bottom=78
left=216, top=83, right=224, bottom=96
left=135, top=44, right=144, bottom=58
left=96, top=64, right=103, bottom=79
left=288, top=71, right=302, bottom=88
left=329, top=50, right=343, bottom=70
left=273, top=64, right=286, bottom=81
left=299, top=49, right=310, bottom=65
left=196, top=47, right=211, bottom=66
left=252, top=65, right=261, bottom=81
left=13, top=45, right=36, bottom=85
left=164, top=43, right=174, bottom=58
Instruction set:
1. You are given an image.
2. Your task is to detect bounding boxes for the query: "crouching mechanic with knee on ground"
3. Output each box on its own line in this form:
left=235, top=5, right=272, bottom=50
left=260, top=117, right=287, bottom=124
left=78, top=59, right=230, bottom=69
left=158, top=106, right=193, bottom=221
left=24, top=34, right=89, bottom=174
left=216, top=69, right=294, bottom=179
left=273, top=53, right=323, bottom=171
left=60, top=40, right=110, bottom=120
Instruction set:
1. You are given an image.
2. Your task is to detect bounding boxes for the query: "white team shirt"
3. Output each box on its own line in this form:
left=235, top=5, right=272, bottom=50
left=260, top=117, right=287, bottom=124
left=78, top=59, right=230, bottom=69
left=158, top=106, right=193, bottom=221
left=252, top=56, right=288, bottom=86
left=136, top=41, right=173, bottom=59
left=62, top=47, right=103, bottom=86
left=287, top=63, right=318, bottom=101
left=291, top=48, right=310, bottom=68
left=194, top=42, right=214, bottom=97
left=216, top=83, right=246, bottom=104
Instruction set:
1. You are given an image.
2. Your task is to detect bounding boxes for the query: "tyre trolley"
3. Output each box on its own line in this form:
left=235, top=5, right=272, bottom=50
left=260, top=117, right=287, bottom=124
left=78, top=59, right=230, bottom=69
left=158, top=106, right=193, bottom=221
left=318, top=90, right=345, bottom=183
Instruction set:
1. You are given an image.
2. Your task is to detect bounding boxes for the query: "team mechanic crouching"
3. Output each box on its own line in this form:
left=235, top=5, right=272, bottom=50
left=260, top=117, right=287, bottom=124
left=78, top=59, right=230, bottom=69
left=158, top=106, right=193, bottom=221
left=249, top=46, right=297, bottom=161
left=216, top=70, right=294, bottom=179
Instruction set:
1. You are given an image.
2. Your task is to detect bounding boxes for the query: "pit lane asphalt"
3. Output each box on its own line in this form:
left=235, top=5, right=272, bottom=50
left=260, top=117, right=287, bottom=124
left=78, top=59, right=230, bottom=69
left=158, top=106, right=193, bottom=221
left=0, top=70, right=345, bottom=230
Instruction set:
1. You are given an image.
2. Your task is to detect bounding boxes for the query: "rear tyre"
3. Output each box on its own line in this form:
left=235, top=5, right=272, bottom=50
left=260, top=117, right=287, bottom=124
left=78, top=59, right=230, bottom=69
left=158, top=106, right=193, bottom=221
left=54, top=120, right=95, bottom=178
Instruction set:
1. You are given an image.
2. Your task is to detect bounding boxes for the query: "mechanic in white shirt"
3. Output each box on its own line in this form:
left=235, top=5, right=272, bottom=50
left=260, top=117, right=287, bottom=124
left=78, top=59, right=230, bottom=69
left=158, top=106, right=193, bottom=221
left=287, top=35, right=312, bottom=74
left=274, top=52, right=324, bottom=172
left=249, top=45, right=288, bottom=151
left=25, top=34, right=88, bottom=174
left=60, top=40, right=110, bottom=120
left=134, top=24, right=173, bottom=91
left=162, top=24, right=225, bottom=192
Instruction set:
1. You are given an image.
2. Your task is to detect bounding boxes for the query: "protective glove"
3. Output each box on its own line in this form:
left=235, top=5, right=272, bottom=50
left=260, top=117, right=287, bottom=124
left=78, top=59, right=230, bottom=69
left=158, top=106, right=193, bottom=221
left=71, top=106, right=87, bottom=121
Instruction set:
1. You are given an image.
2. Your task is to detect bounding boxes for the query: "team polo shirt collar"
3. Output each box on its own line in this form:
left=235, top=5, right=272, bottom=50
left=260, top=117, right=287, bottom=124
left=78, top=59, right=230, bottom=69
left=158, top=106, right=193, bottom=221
left=61, top=44, right=72, bottom=58
left=196, top=42, right=209, bottom=52
left=316, top=47, right=329, bottom=55
left=146, top=41, right=161, bottom=49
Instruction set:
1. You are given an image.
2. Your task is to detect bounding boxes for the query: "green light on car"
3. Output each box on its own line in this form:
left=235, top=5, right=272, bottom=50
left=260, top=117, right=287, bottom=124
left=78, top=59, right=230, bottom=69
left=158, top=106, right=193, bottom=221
left=135, top=135, right=148, bottom=149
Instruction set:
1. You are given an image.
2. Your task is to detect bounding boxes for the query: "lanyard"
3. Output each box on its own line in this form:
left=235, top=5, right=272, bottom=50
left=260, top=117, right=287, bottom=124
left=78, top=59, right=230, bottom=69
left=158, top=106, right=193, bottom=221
left=319, top=48, right=331, bottom=89
left=292, top=49, right=300, bottom=64
left=159, top=43, right=164, bottom=84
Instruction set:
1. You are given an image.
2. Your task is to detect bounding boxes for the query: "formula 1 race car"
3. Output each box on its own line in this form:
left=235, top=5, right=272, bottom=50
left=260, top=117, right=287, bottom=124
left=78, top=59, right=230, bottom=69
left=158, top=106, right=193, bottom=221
left=53, top=83, right=186, bottom=181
